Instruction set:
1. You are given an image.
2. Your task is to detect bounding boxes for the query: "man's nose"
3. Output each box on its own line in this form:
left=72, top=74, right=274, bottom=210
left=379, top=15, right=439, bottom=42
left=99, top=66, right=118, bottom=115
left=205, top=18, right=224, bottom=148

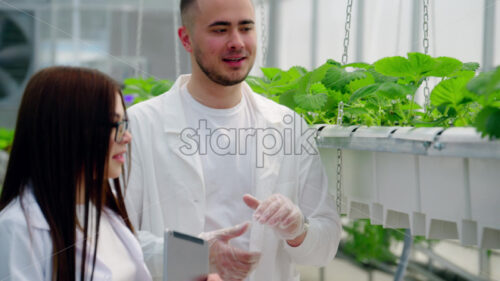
left=227, top=30, right=244, bottom=50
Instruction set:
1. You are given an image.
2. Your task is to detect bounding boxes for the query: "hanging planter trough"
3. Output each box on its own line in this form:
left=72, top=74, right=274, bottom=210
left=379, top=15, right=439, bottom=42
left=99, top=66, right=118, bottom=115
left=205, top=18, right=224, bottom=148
left=317, top=125, right=500, bottom=249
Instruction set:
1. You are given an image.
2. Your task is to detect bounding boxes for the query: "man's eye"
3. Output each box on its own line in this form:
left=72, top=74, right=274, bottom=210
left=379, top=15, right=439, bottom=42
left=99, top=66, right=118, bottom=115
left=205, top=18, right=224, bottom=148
left=213, top=28, right=227, bottom=33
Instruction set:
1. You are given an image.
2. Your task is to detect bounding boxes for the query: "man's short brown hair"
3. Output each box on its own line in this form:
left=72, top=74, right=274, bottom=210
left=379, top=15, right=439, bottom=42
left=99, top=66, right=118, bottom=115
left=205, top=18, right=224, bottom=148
left=180, top=0, right=197, bottom=27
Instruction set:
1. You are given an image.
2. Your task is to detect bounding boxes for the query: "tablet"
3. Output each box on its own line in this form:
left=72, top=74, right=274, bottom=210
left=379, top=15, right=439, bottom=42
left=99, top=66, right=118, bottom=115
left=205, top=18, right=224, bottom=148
left=163, top=230, right=209, bottom=281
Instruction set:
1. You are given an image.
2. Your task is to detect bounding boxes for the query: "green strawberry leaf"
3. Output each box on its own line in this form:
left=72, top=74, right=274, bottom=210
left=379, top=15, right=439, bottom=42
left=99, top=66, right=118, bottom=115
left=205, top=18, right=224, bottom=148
left=367, top=68, right=398, bottom=83
left=374, top=56, right=412, bottom=78
left=294, top=82, right=328, bottom=110
left=322, top=67, right=344, bottom=91
left=326, top=59, right=342, bottom=67
left=286, top=66, right=308, bottom=80
left=462, top=62, right=480, bottom=72
left=310, top=63, right=335, bottom=85
left=407, top=52, right=436, bottom=77
left=377, top=83, right=415, bottom=100
left=347, top=72, right=376, bottom=93
left=467, top=67, right=500, bottom=98
left=474, top=106, right=500, bottom=138
left=344, top=106, right=370, bottom=116
left=294, top=92, right=328, bottom=111
left=428, top=57, right=463, bottom=77
left=261, top=67, right=282, bottom=81
left=343, top=62, right=373, bottom=69
left=151, top=81, right=172, bottom=96
left=431, top=72, right=475, bottom=107
left=350, top=84, right=381, bottom=102
left=322, top=67, right=366, bottom=92
left=279, top=90, right=298, bottom=110
left=310, top=82, right=328, bottom=94
left=246, top=76, right=268, bottom=94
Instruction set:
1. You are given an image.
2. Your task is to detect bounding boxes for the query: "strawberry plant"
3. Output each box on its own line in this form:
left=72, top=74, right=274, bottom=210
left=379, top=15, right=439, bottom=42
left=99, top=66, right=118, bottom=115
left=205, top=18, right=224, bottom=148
left=123, top=77, right=174, bottom=106
left=0, top=128, right=14, bottom=152
left=466, top=66, right=500, bottom=138
left=247, top=52, right=499, bottom=139
left=0, top=128, right=13, bottom=192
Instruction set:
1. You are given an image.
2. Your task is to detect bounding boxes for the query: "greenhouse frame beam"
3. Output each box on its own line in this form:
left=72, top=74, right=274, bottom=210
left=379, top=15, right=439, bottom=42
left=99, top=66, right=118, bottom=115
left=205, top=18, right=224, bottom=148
left=406, top=263, right=447, bottom=281
left=482, top=0, right=495, bottom=71
left=415, top=245, right=491, bottom=281
left=310, top=0, right=319, bottom=68
left=355, top=0, right=364, bottom=62
left=410, top=0, right=421, bottom=52
left=410, top=0, right=420, bottom=52
left=0, top=3, right=158, bottom=12
left=265, top=0, right=279, bottom=67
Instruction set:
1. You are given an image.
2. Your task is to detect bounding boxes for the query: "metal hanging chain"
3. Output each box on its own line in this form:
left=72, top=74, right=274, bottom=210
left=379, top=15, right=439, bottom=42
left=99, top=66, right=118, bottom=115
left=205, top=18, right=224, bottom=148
left=173, top=0, right=181, bottom=77
left=337, top=0, right=352, bottom=213
left=336, top=102, right=344, bottom=215
left=341, top=0, right=353, bottom=65
left=423, top=0, right=430, bottom=55
left=260, top=0, right=268, bottom=67
left=423, top=0, right=431, bottom=109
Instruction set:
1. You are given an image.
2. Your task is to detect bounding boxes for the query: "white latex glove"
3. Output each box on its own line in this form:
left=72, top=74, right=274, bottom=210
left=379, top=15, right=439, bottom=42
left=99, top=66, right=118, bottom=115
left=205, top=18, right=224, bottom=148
left=199, top=222, right=261, bottom=281
left=206, top=273, right=223, bottom=281
left=243, top=194, right=306, bottom=240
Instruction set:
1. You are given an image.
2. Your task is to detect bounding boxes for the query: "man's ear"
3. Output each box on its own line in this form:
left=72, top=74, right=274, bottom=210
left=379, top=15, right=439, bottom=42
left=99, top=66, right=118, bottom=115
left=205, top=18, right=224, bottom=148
left=178, top=26, right=193, bottom=53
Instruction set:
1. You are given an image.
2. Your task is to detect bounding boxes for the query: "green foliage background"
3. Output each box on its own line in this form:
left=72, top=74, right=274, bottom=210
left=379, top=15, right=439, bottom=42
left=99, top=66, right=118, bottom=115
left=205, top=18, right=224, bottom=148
left=123, top=77, right=174, bottom=106
left=247, top=52, right=500, bottom=138
left=121, top=53, right=500, bottom=140
left=0, top=128, right=14, bottom=152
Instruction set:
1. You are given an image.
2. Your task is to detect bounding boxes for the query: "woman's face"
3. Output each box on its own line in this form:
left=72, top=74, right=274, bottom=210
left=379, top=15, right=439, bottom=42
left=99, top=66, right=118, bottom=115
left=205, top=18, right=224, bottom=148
left=107, top=93, right=131, bottom=179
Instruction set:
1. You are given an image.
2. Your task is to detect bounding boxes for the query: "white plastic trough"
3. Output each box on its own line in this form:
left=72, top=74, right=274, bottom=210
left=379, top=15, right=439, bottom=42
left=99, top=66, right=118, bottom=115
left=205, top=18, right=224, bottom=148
left=316, top=125, right=500, bottom=249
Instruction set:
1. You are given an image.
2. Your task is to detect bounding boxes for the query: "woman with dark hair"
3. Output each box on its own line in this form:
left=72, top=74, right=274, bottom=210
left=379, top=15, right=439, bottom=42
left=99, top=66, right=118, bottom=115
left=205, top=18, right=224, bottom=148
left=0, top=66, right=152, bottom=280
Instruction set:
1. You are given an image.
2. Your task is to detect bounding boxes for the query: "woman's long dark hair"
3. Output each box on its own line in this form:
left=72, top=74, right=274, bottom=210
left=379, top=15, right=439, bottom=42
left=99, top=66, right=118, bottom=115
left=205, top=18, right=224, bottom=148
left=0, top=66, right=133, bottom=281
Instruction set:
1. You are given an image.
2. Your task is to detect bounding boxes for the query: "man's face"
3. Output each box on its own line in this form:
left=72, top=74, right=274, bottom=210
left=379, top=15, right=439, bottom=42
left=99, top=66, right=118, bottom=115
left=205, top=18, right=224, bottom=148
left=186, top=0, right=257, bottom=86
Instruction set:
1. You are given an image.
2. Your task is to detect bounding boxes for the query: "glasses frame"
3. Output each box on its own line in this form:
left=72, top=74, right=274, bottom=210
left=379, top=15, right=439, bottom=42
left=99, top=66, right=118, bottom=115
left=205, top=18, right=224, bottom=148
left=111, top=119, right=128, bottom=143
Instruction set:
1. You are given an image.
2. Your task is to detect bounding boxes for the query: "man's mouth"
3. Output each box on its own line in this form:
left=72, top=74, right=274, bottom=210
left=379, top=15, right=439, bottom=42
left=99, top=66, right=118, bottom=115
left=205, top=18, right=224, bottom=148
left=223, top=57, right=245, bottom=62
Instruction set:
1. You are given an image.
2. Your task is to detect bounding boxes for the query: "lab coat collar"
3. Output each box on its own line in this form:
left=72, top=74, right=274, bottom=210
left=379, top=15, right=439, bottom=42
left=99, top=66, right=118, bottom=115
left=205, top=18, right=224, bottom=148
left=74, top=209, right=152, bottom=280
left=161, top=75, right=190, bottom=134
left=18, top=190, right=50, bottom=230
left=104, top=210, right=146, bottom=264
left=160, top=74, right=283, bottom=134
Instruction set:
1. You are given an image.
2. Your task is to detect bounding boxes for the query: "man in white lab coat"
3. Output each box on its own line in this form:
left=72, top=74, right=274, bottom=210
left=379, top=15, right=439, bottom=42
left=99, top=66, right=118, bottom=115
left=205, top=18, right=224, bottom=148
left=125, top=0, right=342, bottom=280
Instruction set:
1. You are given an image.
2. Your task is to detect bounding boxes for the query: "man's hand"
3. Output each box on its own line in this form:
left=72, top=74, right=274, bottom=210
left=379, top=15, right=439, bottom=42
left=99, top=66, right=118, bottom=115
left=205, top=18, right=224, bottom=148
left=243, top=194, right=307, bottom=246
left=199, top=222, right=261, bottom=281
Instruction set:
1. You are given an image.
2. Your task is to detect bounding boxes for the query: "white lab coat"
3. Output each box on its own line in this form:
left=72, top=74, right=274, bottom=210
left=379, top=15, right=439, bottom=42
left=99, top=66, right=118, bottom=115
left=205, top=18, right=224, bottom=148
left=0, top=191, right=152, bottom=281
left=126, top=75, right=342, bottom=281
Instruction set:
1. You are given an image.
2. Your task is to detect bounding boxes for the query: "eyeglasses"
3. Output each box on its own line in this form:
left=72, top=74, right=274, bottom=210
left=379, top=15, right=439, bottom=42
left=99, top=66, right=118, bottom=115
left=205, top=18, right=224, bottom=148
left=111, top=119, right=128, bottom=142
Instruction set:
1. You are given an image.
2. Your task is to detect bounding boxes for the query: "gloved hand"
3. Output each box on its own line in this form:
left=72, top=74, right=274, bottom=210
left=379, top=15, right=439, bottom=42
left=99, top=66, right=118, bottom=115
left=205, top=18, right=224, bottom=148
left=206, top=273, right=223, bottom=281
left=199, top=222, right=261, bottom=281
left=243, top=194, right=306, bottom=241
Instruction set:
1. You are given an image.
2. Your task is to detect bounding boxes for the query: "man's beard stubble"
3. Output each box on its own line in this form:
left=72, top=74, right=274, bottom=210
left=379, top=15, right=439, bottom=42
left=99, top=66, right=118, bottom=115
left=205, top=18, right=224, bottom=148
left=193, top=47, right=253, bottom=86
